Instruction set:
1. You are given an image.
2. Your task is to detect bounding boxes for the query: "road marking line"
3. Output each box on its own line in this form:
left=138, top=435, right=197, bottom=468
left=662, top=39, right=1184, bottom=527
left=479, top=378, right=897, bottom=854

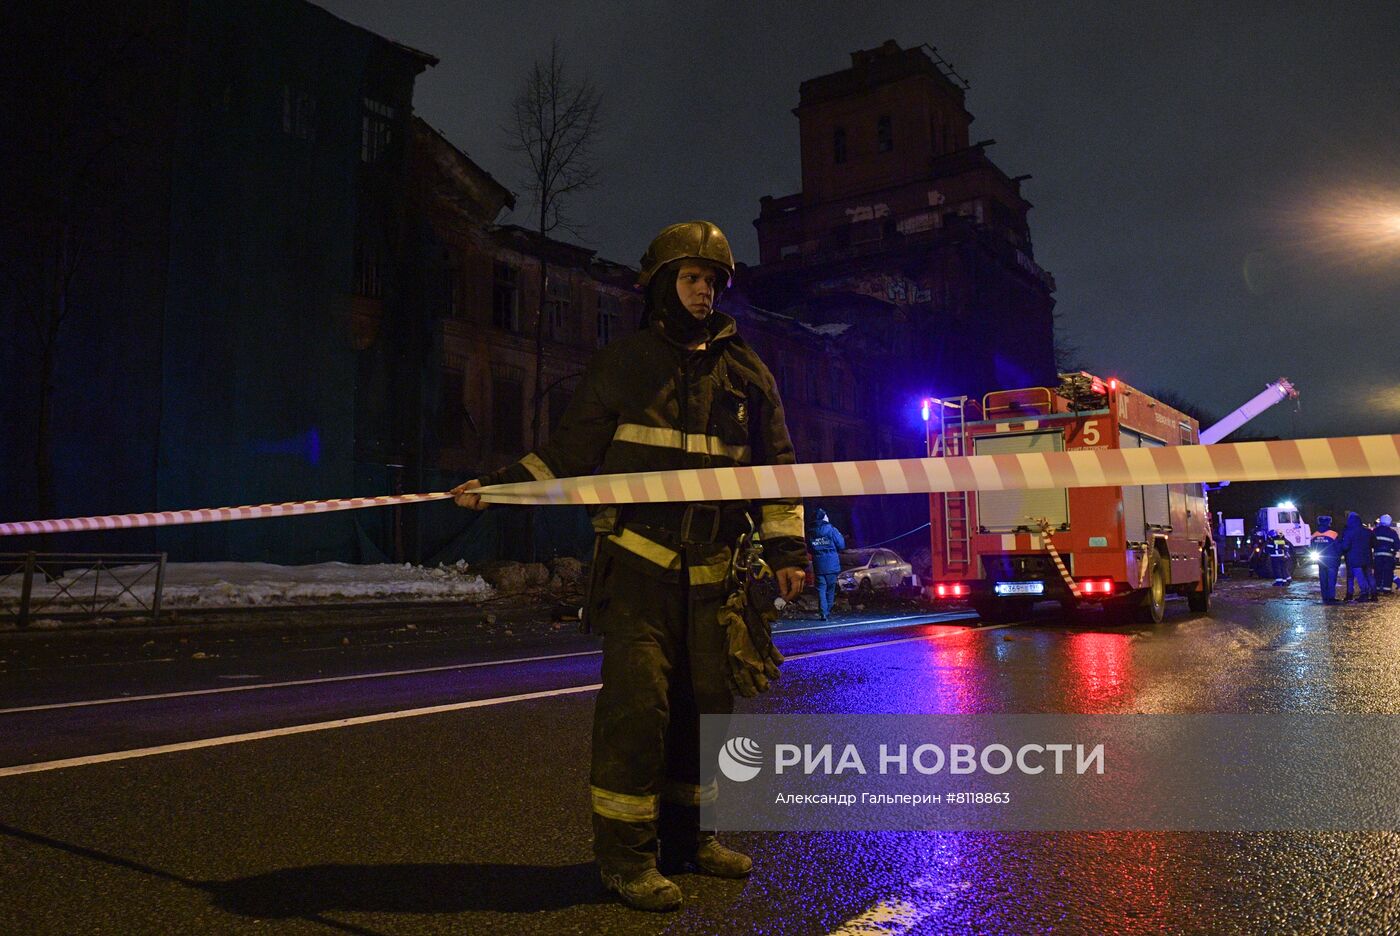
left=0, top=649, right=603, bottom=714
left=826, top=879, right=970, bottom=935
left=0, top=684, right=604, bottom=777
left=780, top=612, right=976, bottom=634
left=0, top=626, right=1013, bottom=777
left=786, top=624, right=1014, bottom=662
left=2, top=615, right=982, bottom=714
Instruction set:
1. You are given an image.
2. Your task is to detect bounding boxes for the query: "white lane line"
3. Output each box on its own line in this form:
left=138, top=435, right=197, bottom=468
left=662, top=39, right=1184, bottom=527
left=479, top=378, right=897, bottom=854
left=2, top=613, right=981, bottom=714
left=786, top=624, right=1014, bottom=662
left=0, top=649, right=603, bottom=714
left=827, top=878, right=970, bottom=935
left=0, top=684, right=603, bottom=778
left=779, top=612, right=976, bottom=635
left=0, top=624, right=1009, bottom=778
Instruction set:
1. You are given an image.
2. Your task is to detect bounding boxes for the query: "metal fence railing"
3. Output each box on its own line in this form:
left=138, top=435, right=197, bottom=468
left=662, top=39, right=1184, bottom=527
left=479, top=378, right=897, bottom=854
left=0, top=553, right=167, bottom=629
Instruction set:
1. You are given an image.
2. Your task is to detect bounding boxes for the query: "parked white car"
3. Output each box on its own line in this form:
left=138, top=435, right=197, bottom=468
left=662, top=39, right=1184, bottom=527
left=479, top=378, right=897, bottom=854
left=836, top=548, right=915, bottom=596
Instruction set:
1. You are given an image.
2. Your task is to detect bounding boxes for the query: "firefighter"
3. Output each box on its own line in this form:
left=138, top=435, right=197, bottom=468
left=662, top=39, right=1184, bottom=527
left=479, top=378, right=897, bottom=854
left=1267, top=529, right=1292, bottom=585
left=451, top=221, right=806, bottom=912
left=1338, top=511, right=1375, bottom=601
left=1310, top=515, right=1341, bottom=605
left=808, top=508, right=846, bottom=620
left=1372, top=514, right=1398, bottom=596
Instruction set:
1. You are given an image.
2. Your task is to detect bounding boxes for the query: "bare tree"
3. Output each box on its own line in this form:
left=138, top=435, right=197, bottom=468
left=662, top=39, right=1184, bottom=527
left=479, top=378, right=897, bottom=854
left=505, top=39, right=602, bottom=450
left=1, top=17, right=159, bottom=524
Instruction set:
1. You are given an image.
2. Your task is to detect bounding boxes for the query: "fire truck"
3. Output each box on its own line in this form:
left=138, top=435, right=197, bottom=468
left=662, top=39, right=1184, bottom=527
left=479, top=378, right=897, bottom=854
left=925, top=373, right=1217, bottom=624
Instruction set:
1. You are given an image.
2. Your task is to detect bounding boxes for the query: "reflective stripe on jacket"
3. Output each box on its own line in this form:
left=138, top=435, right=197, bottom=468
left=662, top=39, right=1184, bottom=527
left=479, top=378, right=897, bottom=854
left=1373, top=525, right=1399, bottom=559
left=481, top=312, right=806, bottom=575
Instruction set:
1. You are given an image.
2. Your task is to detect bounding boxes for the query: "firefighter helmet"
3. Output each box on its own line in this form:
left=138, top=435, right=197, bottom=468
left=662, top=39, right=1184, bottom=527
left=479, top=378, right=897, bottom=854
left=637, top=220, right=735, bottom=288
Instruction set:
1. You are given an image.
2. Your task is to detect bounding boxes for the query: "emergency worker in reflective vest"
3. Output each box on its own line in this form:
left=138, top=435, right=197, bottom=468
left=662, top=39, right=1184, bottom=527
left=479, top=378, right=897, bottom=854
left=452, top=220, right=806, bottom=912
left=1267, top=530, right=1292, bottom=585
left=1371, top=514, right=1398, bottom=596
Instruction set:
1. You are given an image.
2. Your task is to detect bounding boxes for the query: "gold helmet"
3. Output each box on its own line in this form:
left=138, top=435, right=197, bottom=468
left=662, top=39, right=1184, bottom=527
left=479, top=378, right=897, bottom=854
left=637, top=220, right=735, bottom=288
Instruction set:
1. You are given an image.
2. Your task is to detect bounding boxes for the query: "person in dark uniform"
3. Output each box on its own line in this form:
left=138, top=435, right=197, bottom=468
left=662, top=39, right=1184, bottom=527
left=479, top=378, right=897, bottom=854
left=1338, top=511, right=1375, bottom=602
left=1267, top=530, right=1292, bottom=585
left=807, top=508, right=846, bottom=620
left=452, top=221, right=806, bottom=912
left=1371, top=514, right=1398, bottom=596
left=1310, top=516, right=1341, bottom=605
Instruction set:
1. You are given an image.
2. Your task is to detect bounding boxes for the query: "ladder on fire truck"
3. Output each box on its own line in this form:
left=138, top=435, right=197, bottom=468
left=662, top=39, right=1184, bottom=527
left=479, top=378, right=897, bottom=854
left=930, top=397, right=972, bottom=568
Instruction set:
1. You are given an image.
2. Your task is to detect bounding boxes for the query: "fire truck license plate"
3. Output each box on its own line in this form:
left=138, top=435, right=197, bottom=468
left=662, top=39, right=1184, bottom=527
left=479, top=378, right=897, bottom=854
left=995, top=581, right=1044, bottom=596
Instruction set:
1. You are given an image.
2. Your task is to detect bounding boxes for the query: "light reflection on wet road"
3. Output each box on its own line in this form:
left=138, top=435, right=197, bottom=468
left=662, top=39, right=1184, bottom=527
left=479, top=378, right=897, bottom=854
left=1, top=578, right=1398, bottom=934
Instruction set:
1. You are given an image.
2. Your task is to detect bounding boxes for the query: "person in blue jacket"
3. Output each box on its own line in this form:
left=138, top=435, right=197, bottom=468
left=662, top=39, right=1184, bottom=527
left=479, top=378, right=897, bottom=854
left=1338, top=511, right=1375, bottom=602
left=808, top=508, right=846, bottom=620
left=1310, top=516, right=1342, bottom=604
left=1371, top=514, right=1398, bottom=596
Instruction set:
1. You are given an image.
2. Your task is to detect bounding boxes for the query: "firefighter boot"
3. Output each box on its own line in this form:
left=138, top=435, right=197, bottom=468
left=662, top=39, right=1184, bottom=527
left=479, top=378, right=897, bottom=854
left=601, top=867, right=683, bottom=912
left=693, top=833, right=753, bottom=878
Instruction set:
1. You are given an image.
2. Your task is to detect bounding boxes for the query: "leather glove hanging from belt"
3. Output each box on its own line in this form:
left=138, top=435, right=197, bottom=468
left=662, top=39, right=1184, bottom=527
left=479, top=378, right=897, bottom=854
left=719, top=527, right=786, bottom=698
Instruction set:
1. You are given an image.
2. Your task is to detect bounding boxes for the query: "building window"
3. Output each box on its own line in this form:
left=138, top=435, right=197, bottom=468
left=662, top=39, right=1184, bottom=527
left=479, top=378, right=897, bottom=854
left=492, top=262, right=520, bottom=332
left=877, top=114, right=893, bottom=153
left=438, top=368, right=466, bottom=447
left=546, top=274, right=570, bottom=339
left=354, top=240, right=382, bottom=298
left=446, top=267, right=464, bottom=319
left=598, top=293, right=621, bottom=347
left=850, top=218, right=883, bottom=245
left=548, top=382, right=576, bottom=436
left=833, top=127, right=847, bottom=164
left=281, top=85, right=316, bottom=140
left=361, top=97, right=395, bottom=163
left=491, top=374, right=523, bottom=453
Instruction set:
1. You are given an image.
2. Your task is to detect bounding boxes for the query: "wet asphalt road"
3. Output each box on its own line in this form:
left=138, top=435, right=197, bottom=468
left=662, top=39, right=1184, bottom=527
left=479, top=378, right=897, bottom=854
left=2, top=579, right=1399, bottom=934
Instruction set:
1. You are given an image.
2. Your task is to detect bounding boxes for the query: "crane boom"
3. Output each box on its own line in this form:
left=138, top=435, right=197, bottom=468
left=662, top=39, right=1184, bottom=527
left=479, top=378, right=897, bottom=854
left=1199, top=378, right=1298, bottom=445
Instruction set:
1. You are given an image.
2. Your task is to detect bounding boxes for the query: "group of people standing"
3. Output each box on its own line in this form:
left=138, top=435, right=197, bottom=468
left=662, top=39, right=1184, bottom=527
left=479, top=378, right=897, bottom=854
left=1309, top=512, right=1399, bottom=604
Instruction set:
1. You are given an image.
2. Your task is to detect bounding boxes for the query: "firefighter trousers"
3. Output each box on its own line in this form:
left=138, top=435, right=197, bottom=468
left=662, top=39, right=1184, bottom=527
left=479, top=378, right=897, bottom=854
left=587, top=544, right=733, bottom=876
left=1376, top=557, right=1395, bottom=593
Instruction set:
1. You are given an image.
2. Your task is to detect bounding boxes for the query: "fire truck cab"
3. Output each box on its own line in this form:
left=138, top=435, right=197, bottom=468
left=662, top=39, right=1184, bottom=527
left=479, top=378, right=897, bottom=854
left=926, top=373, right=1216, bottom=624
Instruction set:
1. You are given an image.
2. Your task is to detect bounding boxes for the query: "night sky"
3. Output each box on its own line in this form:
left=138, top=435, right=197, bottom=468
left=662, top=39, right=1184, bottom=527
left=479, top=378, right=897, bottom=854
left=320, top=0, right=1399, bottom=444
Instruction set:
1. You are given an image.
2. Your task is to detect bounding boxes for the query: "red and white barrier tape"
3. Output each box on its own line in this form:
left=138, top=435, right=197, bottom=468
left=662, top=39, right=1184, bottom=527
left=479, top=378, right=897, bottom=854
left=1036, top=518, right=1081, bottom=599
left=0, top=494, right=452, bottom=537
left=2, top=433, right=1398, bottom=536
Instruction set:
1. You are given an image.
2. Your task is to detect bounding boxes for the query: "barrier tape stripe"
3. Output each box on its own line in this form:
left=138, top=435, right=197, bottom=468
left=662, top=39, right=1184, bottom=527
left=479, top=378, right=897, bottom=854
left=2, top=434, right=1397, bottom=536
left=482, top=434, right=1400, bottom=506
left=1036, top=519, right=1081, bottom=599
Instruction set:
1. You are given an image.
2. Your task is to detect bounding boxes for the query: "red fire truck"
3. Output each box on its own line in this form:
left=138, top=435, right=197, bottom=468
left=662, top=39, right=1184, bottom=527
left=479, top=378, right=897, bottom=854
left=925, top=373, right=1217, bottom=624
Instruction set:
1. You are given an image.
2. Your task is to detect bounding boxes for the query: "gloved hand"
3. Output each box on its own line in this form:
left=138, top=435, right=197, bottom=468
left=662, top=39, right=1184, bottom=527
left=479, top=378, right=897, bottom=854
left=719, top=567, right=786, bottom=698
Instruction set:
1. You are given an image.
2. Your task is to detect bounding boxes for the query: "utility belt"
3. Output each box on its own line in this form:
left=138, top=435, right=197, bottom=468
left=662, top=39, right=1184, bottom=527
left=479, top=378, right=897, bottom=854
left=618, top=502, right=752, bottom=546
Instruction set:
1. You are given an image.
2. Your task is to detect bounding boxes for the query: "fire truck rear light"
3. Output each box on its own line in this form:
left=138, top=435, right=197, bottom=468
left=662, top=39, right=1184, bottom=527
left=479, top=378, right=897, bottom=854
left=1078, top=578, right=1114, bottom=595
left=934, top=583, right=969, bottom=598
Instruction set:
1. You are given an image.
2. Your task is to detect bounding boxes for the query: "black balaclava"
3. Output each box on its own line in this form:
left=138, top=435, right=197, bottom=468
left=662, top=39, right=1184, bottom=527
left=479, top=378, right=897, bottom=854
left=646, top=262, right=721, bottom=345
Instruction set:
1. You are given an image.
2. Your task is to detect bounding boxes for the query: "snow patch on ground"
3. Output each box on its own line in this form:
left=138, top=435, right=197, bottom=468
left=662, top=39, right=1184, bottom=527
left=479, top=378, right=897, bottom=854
left=0, top=560, right=495, bottom=610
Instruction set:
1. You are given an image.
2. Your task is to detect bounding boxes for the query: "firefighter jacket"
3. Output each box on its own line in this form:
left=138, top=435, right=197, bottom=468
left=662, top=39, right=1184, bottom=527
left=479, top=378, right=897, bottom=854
left=479, top=311, right=806, bottom=587
left=1371, top=523, right=1399, bottom=560
left=1267, top=535, right=1290, bottom=559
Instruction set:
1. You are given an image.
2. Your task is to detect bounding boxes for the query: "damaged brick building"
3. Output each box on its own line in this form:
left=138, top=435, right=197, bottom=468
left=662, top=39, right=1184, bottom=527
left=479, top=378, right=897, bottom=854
left=733, top=40, right=1058, bottom=546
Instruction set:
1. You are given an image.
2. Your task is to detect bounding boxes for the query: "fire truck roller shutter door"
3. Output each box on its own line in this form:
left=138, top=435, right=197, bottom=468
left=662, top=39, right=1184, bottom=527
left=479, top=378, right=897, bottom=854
left=973, top=431, right=1069, bottom=532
